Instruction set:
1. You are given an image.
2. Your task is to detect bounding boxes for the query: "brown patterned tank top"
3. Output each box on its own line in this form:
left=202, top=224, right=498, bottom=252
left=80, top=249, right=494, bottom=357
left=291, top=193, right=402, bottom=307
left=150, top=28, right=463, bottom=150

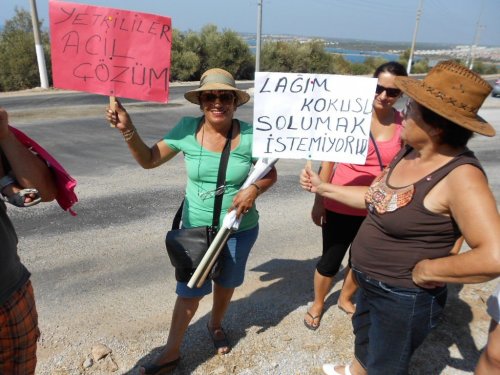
left=351, top=146, right=484, bottom=288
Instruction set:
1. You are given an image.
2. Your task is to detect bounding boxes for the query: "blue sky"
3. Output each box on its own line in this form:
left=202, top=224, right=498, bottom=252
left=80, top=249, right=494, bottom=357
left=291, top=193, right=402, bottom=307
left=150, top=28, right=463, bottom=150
left=2, top=0, right=500, bottom=46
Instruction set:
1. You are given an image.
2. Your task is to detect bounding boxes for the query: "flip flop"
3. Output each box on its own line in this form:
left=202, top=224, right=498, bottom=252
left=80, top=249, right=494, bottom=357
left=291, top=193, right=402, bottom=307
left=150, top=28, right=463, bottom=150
left=207, top=323, right=231, bottom=355
left=141, top=357, right=180, bottom=375
left=303, top=310, right=322, bottom=331
left=322, top=363, right=352, bottom=375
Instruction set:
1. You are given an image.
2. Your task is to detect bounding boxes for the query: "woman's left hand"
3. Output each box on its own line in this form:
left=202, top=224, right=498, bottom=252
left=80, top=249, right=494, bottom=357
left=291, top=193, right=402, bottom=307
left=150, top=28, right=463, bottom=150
left=412, top=259, right=445, bottom=289
left=229, top=186, right=258, bottom=218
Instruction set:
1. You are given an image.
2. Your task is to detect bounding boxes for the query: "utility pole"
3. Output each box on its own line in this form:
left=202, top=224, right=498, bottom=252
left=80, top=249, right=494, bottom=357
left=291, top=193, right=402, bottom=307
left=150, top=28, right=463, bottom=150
left=468, top=24, right=484, bottom=70
left=29, top=0, right=49, bottom=88
left=255, top=0, right=263, bottom=73
left=467, top=0, right=485, bottom=70
left=407, top=0, right=424, bottom=75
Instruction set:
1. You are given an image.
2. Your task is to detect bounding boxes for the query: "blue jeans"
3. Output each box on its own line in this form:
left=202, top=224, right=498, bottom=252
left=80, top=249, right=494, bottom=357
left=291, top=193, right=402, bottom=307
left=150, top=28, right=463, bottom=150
left=352, top=268, right=447, bottom=375
left=176, top=225, right=259, bottom=298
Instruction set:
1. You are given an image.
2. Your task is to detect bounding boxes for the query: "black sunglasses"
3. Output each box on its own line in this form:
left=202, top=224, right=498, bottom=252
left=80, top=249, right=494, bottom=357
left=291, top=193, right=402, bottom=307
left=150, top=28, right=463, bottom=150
left=199, top=92, right=235, bottom=104
left=375, top=84, right=401, bottom=98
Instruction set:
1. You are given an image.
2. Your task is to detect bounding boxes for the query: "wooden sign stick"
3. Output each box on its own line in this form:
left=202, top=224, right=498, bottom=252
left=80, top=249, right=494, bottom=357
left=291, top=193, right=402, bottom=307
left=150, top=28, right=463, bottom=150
left=109, top=96, right=116, bottom=128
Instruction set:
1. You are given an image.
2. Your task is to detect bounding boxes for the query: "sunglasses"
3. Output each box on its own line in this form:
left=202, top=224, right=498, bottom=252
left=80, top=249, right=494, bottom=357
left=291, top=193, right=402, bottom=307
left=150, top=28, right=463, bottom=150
left=375, top=84, right=401, bottom=98
left=199, top=92, right=235, bottom=104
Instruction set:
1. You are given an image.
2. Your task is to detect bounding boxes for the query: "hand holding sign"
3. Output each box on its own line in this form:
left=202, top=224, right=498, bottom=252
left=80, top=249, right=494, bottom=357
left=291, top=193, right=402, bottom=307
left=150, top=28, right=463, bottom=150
left=299, top=164, right=322, bottom=194
left=106, top=98, right=134, bottom=133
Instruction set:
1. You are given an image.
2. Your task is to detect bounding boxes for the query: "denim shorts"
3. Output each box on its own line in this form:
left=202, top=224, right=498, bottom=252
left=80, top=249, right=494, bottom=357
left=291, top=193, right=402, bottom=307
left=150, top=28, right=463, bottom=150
left=176, top=225, right=259, bottom=298
left=487, top=282, right=500, bottom=323
left=352, top=268, right=447, bottom=375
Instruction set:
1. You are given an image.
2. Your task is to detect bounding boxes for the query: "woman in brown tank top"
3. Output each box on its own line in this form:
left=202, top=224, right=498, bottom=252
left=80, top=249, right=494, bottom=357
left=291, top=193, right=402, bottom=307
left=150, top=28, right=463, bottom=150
left=300, top=61, right=500, bottom=375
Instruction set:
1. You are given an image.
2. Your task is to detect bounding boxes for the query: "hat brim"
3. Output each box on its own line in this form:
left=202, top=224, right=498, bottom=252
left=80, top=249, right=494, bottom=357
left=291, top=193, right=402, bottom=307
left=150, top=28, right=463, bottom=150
left=395, top=76, right=495, bottom=137
left=184, top=83, right=250, bottom=107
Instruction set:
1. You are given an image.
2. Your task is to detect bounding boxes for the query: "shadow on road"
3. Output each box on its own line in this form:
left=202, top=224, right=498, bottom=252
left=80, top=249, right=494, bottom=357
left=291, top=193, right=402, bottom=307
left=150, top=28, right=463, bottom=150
left=119, top=263, right=480, bottom=374
left=121, top=256, right=337, bottom=374
left=410, top=283, right=482, bottom=374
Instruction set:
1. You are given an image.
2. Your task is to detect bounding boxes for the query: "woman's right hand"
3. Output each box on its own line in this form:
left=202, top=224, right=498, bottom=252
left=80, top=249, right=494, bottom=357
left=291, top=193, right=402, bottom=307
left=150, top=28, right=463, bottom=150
left=106, top=99, right=134, bottom=132
left=300, top=166, right=322, bottom=194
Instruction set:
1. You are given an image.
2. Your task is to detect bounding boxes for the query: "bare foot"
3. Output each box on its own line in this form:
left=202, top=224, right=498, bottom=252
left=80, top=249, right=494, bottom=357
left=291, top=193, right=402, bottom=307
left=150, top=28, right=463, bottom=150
left=338, top=296, right=356, bottom=315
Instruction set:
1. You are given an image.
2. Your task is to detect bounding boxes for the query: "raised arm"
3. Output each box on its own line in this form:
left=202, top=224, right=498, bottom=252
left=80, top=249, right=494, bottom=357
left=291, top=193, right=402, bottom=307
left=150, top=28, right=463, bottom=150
left=300, top=165, right=368, bottom=210
left=106, top=99, right=178, bottom=169
left=0, top=108, right=56, bottom=201
left=412, top=165, right=500, bottom=286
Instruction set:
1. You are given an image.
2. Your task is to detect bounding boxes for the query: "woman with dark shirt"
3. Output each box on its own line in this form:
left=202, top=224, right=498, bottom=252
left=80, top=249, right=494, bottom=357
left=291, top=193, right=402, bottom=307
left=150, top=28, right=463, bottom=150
left=301, top=61, right=500, bottom=375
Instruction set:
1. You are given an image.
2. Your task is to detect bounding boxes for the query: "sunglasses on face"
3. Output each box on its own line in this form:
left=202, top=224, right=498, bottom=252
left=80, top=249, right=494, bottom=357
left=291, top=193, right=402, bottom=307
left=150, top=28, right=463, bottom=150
left=199, top=92, right=235, bottom=104
left=375, top=84, right=401, bottom=98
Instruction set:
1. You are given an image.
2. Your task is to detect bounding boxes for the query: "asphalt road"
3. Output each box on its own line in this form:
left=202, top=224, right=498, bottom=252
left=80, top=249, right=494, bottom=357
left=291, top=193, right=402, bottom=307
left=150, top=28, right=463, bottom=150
left=2, top=89, right=500, bottom=374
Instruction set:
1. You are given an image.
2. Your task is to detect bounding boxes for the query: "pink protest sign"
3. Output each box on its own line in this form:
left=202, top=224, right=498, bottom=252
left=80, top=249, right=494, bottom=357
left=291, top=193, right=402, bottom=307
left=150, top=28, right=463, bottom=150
left=49, top=0, right=172, bottom=103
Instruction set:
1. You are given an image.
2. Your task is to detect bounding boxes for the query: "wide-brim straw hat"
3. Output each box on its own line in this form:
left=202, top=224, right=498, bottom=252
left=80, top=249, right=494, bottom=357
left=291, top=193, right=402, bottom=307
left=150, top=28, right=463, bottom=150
left=184, top=68, right=250, bottom=107
left=394, top=60, right=495, bottom=137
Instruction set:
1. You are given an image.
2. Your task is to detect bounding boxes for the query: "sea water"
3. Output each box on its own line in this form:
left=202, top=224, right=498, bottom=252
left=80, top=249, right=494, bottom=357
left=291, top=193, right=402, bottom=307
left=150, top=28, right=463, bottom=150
left=246, top=39, right=401, bottom=63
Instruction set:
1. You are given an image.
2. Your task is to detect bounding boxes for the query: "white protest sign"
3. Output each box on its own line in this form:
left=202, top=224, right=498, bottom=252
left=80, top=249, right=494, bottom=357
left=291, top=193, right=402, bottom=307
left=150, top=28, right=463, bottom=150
left=253, top=72, right=377, bottom=164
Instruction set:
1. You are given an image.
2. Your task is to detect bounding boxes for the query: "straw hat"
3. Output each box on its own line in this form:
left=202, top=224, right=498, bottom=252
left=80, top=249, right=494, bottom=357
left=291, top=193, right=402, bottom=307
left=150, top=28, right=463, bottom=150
left=184, top=68, right=250, bottom=107
left=394, top=60, right=495, bottom=136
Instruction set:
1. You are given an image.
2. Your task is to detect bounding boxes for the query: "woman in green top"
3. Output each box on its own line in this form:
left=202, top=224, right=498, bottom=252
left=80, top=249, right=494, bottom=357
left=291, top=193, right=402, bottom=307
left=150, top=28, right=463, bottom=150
left=106, top=68, right=277, bottom=374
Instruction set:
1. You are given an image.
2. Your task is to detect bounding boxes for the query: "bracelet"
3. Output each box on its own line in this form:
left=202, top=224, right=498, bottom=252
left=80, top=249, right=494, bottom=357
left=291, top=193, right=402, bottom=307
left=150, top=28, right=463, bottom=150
left=121, top=127, right=136, bottom=142
left=250, top=183, right=261, bottom=195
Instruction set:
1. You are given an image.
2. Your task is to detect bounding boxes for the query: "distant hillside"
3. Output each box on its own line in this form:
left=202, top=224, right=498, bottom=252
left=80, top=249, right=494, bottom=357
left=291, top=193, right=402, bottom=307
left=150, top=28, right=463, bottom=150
left=238, top=32, right=460, bottom=51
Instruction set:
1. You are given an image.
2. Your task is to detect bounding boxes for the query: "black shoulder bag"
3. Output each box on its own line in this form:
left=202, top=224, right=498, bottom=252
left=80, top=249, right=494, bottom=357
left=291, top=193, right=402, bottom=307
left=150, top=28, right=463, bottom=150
left=165, top=123, right=233, bottom=283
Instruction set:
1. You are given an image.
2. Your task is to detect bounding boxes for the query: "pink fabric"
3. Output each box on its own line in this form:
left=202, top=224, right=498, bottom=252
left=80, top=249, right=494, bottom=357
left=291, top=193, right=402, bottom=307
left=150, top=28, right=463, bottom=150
left=9, top=126, right=78, bottom=216
left=324, top=111, right=403, bottom=217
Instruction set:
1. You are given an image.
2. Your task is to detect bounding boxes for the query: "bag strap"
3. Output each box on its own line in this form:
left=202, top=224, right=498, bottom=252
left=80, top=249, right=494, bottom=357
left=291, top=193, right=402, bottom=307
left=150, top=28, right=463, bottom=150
left=211, top=121, right=233, bottom=227
left=369, top=132, right=384, bottom=172
left=172, top=120, right=234, bottom=229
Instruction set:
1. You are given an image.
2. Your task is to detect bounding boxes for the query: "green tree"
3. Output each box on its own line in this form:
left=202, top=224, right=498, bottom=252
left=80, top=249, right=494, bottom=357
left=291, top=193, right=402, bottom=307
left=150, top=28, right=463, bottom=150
left=170, top=30, right=201, bottom=81
left=261, top=39, right=332, bottom=73
left=329, top=54, right=352, bottom=74
left=349, top=62, right=372, bottom=75
left=471, top=60, right=498, bottom=74
left=363, top=56, right=389, bottom=74
left=411, top=58, right=430, bottom=74
left=0, top=8, right=52, bottom=91
left=171, top=25, right=254, bottom=81
left=398, top=48, right=411, bottom=69
left=198, top=25, right=254, bottom=79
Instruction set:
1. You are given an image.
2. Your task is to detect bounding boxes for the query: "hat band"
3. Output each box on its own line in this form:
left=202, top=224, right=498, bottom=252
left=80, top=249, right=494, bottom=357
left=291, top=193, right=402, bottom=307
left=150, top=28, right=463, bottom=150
left=421, top=82, right=478, bottom=116
left=199, top=74, right=236, bottom=88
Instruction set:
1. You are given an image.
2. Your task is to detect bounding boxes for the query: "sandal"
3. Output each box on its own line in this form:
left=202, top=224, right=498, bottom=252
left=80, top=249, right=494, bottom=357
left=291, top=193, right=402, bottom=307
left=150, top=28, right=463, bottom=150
left=1, top=188, right=41, bottom=208
left=322, top=363, right=352, bottom=375
left=141, top=357, right=180, bottom=375
left=304, top=310, right=323, bottom=331
left=0, top=174, right=41, bottom=208
left=207, top=323, right=231, bottom=355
